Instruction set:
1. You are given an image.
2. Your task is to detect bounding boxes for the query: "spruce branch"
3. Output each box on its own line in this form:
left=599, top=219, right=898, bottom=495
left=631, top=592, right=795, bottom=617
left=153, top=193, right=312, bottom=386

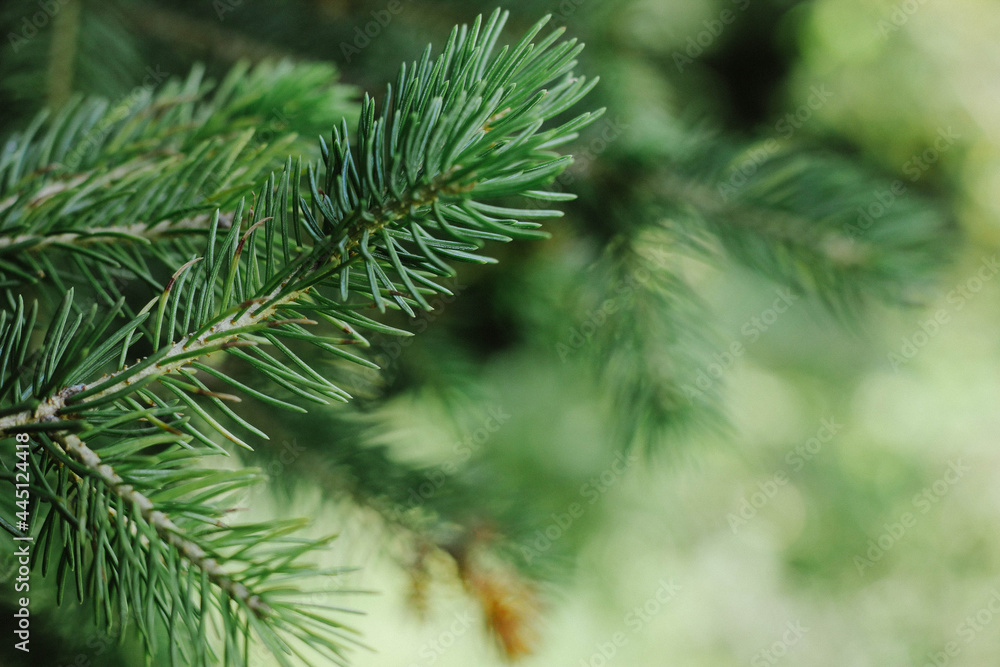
left=1, top=10, right=599, bottom=665
left=559, top=129, right=951, bottom=452
left=0, top=212, right=232, bottom=253
left=0, top=60, right=355, bottom=297
left=1, top=8, right=602, bottom=437
left=659, top=145, right=952, bottom=313
left=14, top=422, right=360, bottom=667
left=53, top=430, right=273, bottom=618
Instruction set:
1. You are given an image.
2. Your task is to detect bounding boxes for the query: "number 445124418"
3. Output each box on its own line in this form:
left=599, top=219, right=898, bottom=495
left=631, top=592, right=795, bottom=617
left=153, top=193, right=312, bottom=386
left=14, top=433, right=30, bottom=533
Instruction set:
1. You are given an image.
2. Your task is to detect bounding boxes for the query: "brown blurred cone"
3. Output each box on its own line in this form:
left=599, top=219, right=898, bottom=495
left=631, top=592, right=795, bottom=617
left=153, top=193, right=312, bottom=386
left=454, top=529, right=541, bottom=661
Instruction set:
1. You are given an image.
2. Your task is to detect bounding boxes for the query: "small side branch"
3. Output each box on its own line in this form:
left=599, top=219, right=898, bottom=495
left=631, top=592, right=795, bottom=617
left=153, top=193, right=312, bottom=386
left=54, top=431, right=272, bottom=618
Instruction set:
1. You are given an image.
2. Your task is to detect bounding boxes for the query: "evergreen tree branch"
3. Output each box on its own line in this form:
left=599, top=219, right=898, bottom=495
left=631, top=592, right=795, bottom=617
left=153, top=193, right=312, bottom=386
left=559, top=132, right=951, bottom=453
left=53, top=430, right=273, bottom=618
left=1, top=0, right=145, bottom=119
left=0, top=60, right=355, bottom=295
left=659, top=145, right=952, bottom=313
left=1, top=10, right=599, bottom=664
left=0, top=212, right=232, bottom=253
left=18, top=424, right=361, bottom=666
left=1, top=8, right=602, bottom=437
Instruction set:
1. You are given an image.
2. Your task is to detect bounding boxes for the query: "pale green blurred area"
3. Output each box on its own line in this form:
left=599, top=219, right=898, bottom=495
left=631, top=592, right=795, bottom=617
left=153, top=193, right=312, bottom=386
left=267, top=1, right=1000, bottom=665
left=271, top=268, right=1000, bottom=667
left=791, top=0, right=1000, bottom=245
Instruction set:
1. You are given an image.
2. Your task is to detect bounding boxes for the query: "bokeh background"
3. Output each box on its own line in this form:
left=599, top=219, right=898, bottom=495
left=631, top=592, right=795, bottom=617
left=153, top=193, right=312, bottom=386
left=1, top=1, right=999, bottom=666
